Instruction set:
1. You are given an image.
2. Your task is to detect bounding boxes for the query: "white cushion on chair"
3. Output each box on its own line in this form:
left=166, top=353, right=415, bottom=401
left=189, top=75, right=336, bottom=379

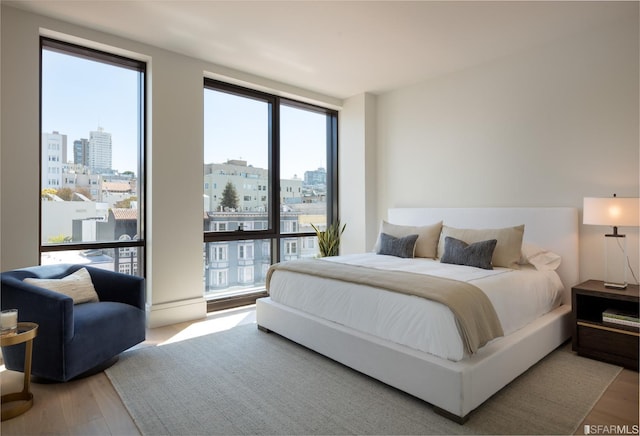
left=24, top=267, right=99, bottom=304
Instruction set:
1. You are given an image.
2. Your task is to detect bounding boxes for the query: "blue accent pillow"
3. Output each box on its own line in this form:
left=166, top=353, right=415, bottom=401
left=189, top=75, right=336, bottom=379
left=377, top=232, right=419, bottom=258
left=441, top=236, right=498, bottom=270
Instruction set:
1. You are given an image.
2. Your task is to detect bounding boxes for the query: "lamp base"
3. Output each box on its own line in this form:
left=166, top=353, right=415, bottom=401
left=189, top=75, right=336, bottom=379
left=604, top=233, right=627, bottom=291
left=604, top=281, right=628, bottom=290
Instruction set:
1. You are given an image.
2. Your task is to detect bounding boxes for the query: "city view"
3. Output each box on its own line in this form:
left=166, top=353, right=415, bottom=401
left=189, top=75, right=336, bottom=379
left=41, top=126, right=328, bottom=296
left=202, top=159, right=327, bottom=297
left=41, top=43, right=334, bottom=299
left=40, top=127, right=142, bottom=275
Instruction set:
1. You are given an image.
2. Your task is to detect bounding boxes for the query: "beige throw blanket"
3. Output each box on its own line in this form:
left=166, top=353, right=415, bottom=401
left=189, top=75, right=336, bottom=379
left=266, top=259, right=504, bottom=354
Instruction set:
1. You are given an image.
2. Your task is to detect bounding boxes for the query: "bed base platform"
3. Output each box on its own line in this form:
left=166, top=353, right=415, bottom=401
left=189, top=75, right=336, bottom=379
left=256, top=296, right=572, bottom=423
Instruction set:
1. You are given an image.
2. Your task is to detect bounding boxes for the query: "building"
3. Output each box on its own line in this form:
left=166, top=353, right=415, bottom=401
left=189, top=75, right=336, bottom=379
left=41, top=131, right=67, bottom=189
left=52, top=207, right=140, bottom=274
left=203, top=211, right=316, bottom=295
left=304, top=167, right=326, bottom=186
left=101, top=180, right=136, bottom=207
left=88, top=126, right=112, bottom=173
left=40, top=198, right=107, bottom=244
left=204, top=160, right=305, bottom=212
left=203, top=211, right=271, bottom=294
left=204, top=160, right=268, bottom=212
left=280, top=176, right=304, bottom=205
left=201, top=159, right=323, bottom=293
left=61, top=163, right=101, bottom=200
left=73, top=138, right=89, bottom=166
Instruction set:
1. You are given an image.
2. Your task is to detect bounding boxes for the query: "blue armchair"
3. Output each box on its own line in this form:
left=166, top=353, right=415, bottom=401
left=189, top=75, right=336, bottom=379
left=1, top=264, right=146, bottom=382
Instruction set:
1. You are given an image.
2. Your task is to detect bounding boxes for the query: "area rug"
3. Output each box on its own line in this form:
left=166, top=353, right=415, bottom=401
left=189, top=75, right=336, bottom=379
left=105, top=324, right=622, bottom=435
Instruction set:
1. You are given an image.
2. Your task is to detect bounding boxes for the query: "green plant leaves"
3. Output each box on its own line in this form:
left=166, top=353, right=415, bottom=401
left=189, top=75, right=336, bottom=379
left=311, top=220, right=346, bottom=257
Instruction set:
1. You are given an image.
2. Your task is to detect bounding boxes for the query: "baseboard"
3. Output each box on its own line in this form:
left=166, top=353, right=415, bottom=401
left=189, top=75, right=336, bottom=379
left=146, top=297, right=207, bottom=328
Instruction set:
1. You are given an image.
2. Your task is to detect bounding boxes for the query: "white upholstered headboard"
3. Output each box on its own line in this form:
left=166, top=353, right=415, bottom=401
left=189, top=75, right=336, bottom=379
left=388, top=207, right=579, bottom=305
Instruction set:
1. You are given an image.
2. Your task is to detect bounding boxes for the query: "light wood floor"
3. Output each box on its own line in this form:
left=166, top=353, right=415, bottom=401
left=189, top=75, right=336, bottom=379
left=1, top=305, right=638, bottom=435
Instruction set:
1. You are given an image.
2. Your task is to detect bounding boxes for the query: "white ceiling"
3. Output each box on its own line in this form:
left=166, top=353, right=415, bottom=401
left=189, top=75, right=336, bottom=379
left=6, top=1, right=634, bottom=99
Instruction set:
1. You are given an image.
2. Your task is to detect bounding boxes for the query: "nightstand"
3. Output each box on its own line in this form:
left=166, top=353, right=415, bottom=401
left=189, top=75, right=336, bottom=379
left=572, top=280, right=639, bottom=370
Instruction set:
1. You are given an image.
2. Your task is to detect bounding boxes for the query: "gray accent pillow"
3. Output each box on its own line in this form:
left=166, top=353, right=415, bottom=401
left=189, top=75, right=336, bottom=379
left=373, top=220, right=442, bottom=258
left=437, top=225, right=524, bottom=269
left=441, top=236, right=498, bottom=270
left=377, top=233, right=419, bottom=258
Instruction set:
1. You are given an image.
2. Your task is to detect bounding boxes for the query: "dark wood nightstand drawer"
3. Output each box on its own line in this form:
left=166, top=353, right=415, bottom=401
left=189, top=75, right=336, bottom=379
left=577, top=323, right=639, bottom=364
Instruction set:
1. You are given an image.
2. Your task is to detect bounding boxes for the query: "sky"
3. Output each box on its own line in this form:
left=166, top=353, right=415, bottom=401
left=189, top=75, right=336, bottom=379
left=43, top=48, right=329, bottom=181
left=42, top=48, right=139, bottom=174
left=204, top=89, right=328, bottom=180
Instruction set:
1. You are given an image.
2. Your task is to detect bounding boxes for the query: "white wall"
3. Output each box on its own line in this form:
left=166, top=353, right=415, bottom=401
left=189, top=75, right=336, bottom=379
left=375, top=12, right=639, bottom=284
left=339, top=93, right=377, bottom=254
left=0, top=6, right=341, bottom=327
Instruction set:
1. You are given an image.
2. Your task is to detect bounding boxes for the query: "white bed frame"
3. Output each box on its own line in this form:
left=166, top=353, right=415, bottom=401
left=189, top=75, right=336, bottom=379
left=256, top=207, right=579, bottom=422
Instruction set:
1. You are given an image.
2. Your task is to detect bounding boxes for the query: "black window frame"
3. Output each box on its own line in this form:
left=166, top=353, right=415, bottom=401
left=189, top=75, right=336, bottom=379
left=39, top=37, right=147, bottom=276
left=203, top=79, right=338, bottom=309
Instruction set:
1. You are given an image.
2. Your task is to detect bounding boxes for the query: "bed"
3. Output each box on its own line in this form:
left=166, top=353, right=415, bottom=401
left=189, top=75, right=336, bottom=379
left=256, top=207, right=578, bottom=423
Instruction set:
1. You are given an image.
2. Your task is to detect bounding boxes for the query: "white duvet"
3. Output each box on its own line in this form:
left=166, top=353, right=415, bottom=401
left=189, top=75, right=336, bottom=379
left=268, top=253, right=565, bottom=361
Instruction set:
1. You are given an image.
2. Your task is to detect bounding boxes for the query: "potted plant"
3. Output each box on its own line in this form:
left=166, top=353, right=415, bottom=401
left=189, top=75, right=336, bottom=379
left=310, top=220, right=346, bottom=257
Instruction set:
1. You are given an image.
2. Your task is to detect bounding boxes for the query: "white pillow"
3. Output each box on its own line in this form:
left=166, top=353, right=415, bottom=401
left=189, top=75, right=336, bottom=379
left=24, top=267, right=99, bottom=304
left=520, top=243, right=562, bottom=271
left=438, top=224, right=525, bottom=269
left=373, top=220, right=442, bottom=259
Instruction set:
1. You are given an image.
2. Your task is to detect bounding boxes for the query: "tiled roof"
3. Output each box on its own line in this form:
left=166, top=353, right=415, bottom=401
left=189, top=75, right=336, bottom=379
left=103, top=182, right=132, bottom=192
left=111, top=208, right=138, bottom=220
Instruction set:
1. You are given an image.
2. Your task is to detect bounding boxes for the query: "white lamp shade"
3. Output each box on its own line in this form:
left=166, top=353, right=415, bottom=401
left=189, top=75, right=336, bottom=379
left=583, top=197, right=639, bottom=227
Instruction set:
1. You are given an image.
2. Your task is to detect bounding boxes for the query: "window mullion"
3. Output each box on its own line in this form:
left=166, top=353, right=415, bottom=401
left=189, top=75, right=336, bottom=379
left=272, top=97, right=281, bottom=263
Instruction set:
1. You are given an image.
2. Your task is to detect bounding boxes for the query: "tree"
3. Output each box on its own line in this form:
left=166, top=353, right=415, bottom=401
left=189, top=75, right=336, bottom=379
left=114, top=196, right=138, bottom=209
left=75, top=187, right=93, bottom=200
left=53, top=187, right=93, bottom=201
left=41, top=188, right=58, bottom=200
left=56, top=187, right=74, bottom=201
left=47, top=234, right=72, bottom=243
left=220, top=181, right=239, bottom=211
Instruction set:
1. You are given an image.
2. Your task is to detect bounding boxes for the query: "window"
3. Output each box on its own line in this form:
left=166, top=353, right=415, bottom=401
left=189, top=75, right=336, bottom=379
left=203, top=79, right=338, bottom=302
left=302, top=237, right=316, bottom=250
left=212, top=245, right=228, bottom=261
left=40, top=38, right=145, bottom=276
left=285, top=241, right=297, bottom=255
left=262, top=241, right=271, bottom=257
left=238, top=243, right=254, bottom=260
left=212, top=222, right=227, bottom=232
left=283, top=220, right=299, bottom=233
left=212, top=270, right=228, bottom=287
left=237, top=266, right=254, bottom=284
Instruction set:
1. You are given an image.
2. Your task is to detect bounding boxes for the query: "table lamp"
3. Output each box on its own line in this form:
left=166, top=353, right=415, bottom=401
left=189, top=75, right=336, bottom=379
left=583, top=195, right=639, bottom=289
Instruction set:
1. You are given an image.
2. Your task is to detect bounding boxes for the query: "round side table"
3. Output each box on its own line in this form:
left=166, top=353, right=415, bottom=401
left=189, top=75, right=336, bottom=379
left=1, top=322, right=38, bottom=421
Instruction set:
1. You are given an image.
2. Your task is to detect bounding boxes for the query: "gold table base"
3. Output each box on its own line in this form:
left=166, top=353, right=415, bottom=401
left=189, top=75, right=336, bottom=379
left=2, top=391, right=34, bottom=421
left=1, top=322, right=38, bottom=421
